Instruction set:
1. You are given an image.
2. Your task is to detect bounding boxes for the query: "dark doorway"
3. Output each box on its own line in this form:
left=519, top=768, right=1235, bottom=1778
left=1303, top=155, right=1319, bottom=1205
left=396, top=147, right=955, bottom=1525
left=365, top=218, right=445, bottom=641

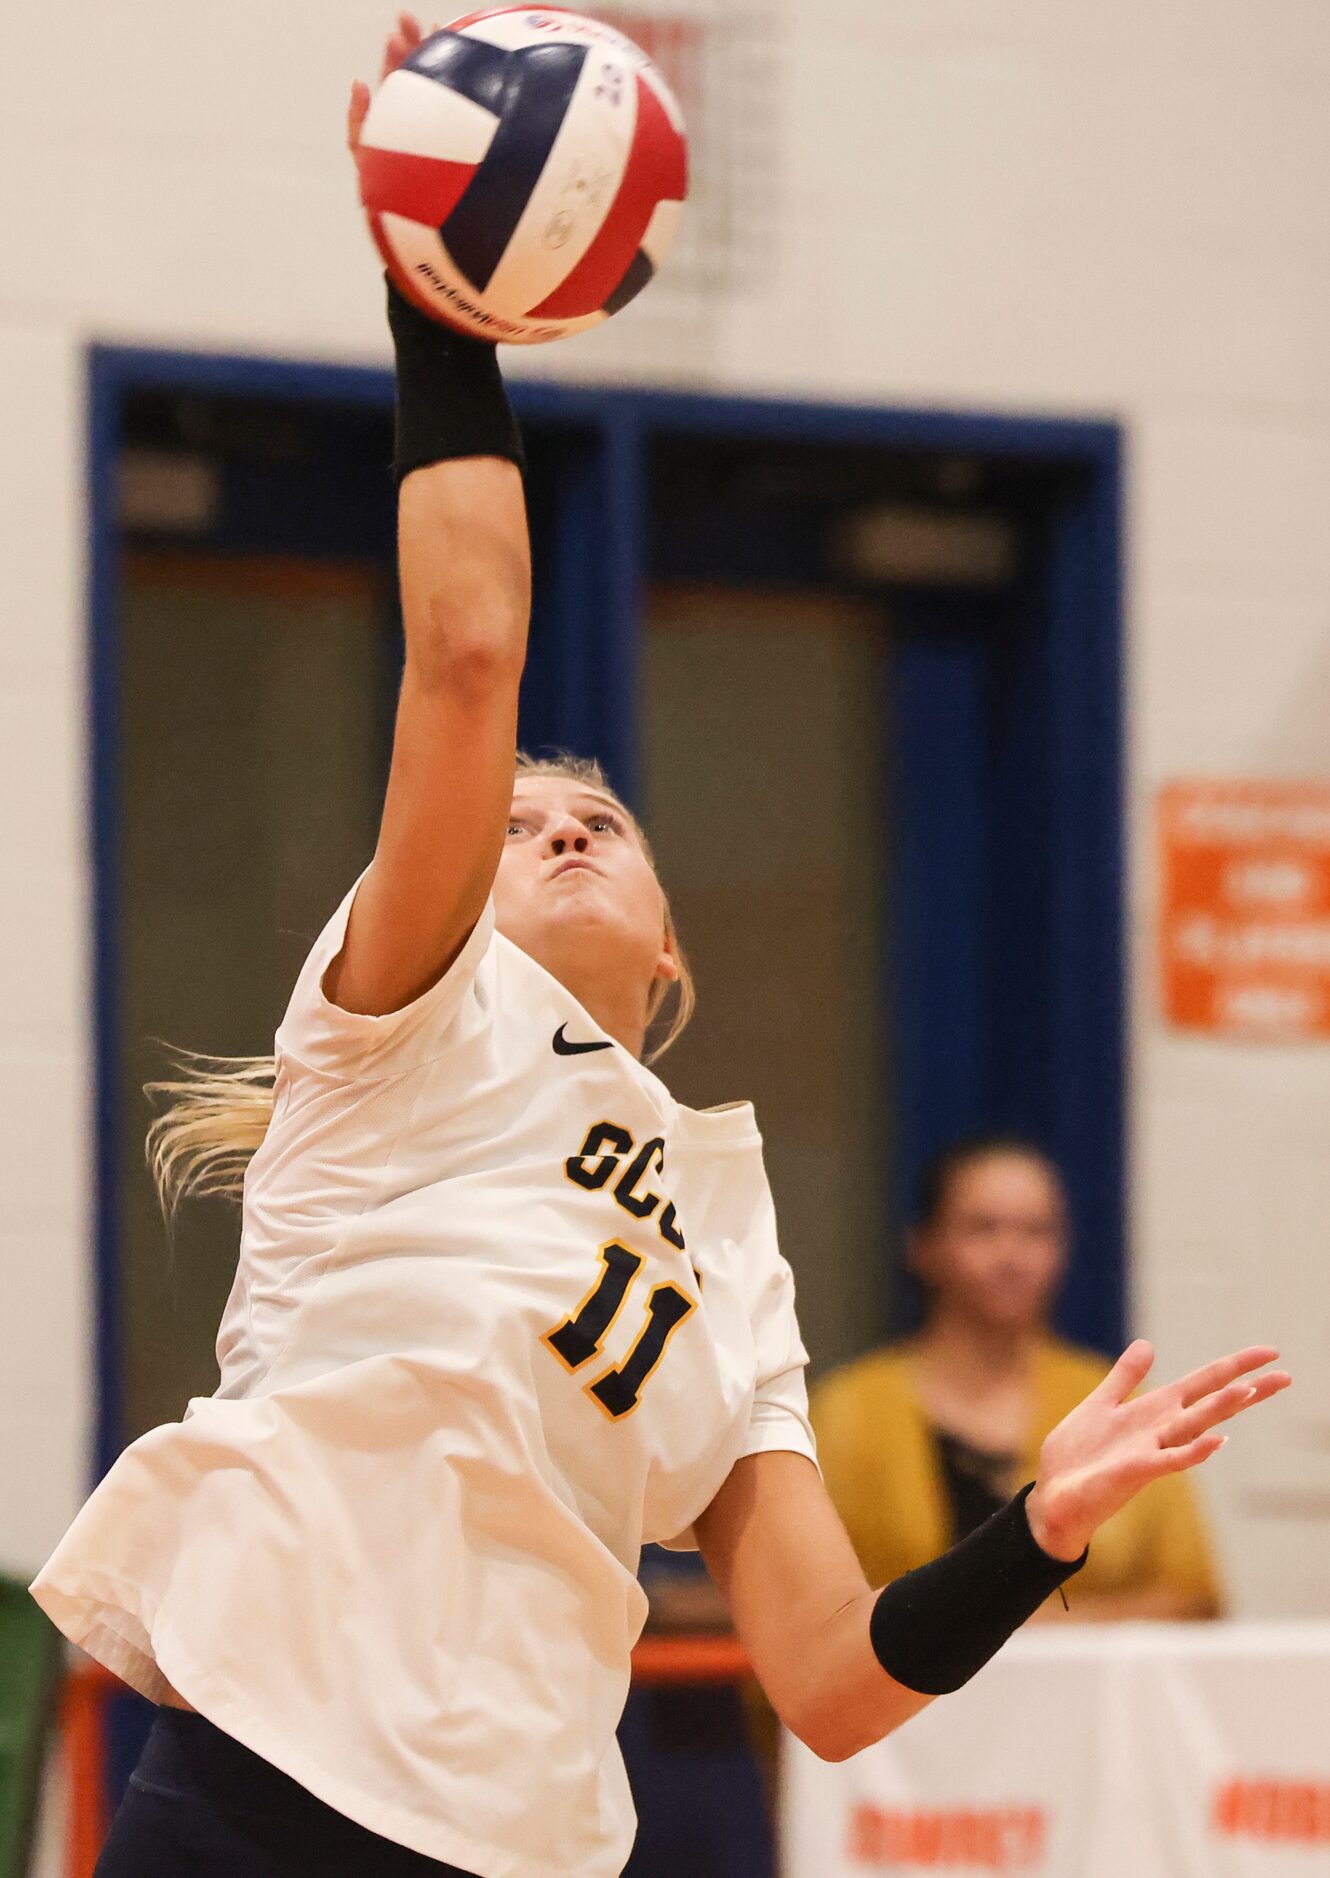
left=91, top=351, right=1124, bottom=1462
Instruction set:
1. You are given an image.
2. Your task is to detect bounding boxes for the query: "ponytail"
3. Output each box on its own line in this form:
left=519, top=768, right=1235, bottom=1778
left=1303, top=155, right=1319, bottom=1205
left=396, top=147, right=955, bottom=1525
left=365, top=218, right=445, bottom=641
left=144, top=1052, right=276, bottom=1219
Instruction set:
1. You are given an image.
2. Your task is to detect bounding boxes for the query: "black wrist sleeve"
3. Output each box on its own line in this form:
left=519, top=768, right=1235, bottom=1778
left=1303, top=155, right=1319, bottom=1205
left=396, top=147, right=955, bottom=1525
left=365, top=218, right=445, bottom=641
left=386, top=279, right=524, bottom=484
left=868, top=1484, right=1087, bottom=1696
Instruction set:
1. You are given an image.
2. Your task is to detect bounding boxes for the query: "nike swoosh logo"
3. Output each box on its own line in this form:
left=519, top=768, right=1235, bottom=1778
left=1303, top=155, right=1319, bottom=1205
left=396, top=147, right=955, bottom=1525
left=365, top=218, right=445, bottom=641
left=552, top=1024, right=613, bottom=1056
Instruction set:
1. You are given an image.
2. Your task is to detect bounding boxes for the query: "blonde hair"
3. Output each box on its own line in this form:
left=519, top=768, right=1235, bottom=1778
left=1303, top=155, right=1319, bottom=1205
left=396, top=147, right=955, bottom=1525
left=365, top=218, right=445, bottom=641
left=146, top=752, right=694, bottom=1216
left=145, top=1052, right=278, bottom=1220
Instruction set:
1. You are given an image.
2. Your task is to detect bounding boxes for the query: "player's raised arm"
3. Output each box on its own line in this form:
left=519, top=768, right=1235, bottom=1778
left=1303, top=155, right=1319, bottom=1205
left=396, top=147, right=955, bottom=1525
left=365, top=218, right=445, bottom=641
left=698, top=1342, right=1289, bottom=1762
left=330, top=21, right=530, bottom=1019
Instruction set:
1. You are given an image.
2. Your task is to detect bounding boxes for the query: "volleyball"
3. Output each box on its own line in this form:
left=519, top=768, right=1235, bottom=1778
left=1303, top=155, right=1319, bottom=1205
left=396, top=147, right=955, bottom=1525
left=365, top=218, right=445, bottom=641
left=356, top=8, right=689, bottom=345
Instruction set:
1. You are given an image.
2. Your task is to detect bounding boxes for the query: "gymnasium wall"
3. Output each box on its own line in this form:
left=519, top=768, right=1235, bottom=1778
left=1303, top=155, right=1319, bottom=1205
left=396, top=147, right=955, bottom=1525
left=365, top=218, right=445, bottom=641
left=2, top=0, right=1328, bottom=1609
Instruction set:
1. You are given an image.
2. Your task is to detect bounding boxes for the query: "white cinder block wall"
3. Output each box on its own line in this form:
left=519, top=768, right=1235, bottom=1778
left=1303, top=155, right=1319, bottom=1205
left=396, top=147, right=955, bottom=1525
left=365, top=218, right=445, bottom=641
left=0, top=331, right=91, bottom=1581
left=2, top=0, right=1328, bottom=1609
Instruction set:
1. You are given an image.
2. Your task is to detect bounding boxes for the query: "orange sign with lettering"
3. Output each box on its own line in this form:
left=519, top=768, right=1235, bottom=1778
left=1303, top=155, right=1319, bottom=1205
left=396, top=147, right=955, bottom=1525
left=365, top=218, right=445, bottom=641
left=1158, top=780, right=1330, bottom=1038
left=1212, top=1778, right=1330, bottom=1846
left=847, top=1803, right=1047, bottom=1871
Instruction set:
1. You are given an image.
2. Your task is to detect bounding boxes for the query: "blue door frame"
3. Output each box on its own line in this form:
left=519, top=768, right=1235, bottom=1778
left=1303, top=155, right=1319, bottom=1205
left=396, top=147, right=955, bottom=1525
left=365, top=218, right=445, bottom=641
left=88, top=343, right=1125, bottom=1483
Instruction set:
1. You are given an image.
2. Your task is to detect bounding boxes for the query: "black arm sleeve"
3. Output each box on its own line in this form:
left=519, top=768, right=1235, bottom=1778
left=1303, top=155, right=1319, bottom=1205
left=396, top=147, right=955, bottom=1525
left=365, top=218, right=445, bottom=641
left=868, top=1484, right=1087, bottom=1696
left=387, top=280, right=525, bottom=483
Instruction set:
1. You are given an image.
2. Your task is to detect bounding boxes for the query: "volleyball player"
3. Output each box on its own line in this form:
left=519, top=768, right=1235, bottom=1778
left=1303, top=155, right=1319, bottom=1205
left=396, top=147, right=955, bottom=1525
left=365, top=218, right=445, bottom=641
left=31, top=17, right=1290, bottom=1876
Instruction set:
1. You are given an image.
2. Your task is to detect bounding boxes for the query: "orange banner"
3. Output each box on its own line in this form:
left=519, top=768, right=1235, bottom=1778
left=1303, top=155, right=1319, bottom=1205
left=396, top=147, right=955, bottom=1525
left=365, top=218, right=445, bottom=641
left=1158, top=780, right=1330, bottom=1039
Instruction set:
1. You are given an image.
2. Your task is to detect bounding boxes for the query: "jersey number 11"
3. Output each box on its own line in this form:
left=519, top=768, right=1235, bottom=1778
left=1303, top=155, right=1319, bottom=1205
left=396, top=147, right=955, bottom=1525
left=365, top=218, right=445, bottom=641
left=542, top=1242, right=694, bottom=1420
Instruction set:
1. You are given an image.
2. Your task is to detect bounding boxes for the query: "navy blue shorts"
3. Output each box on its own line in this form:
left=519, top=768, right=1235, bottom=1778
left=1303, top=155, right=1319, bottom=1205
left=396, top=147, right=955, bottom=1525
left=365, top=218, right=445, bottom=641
left=95, top=1709, right=477, bottom=1878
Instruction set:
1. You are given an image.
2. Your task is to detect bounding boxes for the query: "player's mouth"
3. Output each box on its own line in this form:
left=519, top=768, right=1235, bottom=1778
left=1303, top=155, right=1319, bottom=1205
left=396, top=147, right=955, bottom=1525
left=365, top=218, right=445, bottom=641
left=548, top=856, right=602, bottom=881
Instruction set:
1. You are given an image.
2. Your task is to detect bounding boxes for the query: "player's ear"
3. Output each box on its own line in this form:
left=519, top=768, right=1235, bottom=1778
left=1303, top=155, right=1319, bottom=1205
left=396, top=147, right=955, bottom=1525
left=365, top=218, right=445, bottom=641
left=653, top=935, right=680, bottom=986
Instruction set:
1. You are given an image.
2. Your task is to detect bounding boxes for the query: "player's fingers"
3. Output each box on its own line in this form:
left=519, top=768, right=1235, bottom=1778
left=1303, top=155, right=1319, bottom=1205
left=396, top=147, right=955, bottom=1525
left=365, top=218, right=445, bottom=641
left=383, top=17, right=430, bottom=82
left=1175, top=1345, right=1281, bottom=1410
left=1154, top=1430, right=1227, bottom=1474
left=1159, top=1380, right=1255, bottom=1448
left=347, top=80, right=371, bottom=152
left=1212, top=1369, right=1291, bottom=1418
left=1094, top=1339, right=1155, bottom=1405
left=1160, top=1370, right=1290, bottom=1448
left=382, top=20, right=422, bottom=80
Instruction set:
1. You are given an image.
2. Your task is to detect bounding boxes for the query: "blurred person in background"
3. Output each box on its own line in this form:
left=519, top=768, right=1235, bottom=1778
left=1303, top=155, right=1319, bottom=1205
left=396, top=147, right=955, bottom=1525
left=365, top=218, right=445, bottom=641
left=813, top=1136, right=1223, bottom=1622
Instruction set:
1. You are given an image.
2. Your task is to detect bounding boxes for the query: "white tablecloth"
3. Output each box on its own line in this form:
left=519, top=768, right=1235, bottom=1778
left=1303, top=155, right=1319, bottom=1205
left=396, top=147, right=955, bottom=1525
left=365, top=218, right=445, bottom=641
left=781, top=1625, right=1330, bottom=1877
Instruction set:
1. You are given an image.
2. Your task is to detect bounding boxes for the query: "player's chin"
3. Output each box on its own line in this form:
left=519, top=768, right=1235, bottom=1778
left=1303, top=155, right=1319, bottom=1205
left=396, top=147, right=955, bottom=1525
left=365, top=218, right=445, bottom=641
left=534, top=883, right=614, bottom=932
left=542, top=871, right=613, bottom=913
left=542, top=892, right=652, bottom=958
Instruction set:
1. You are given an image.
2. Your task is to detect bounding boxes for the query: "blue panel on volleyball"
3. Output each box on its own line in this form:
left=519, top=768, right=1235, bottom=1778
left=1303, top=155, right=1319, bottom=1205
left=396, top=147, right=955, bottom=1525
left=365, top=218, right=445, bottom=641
left=405, top=31, right=511, bottom=115
left=441, top=43, right=589, bottom=292
left=602, top=248, right=655, bottom=317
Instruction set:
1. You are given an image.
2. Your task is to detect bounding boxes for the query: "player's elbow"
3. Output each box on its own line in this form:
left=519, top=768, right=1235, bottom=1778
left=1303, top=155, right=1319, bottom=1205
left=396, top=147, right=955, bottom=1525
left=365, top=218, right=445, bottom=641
left=779, top=1656, right=925, bottom=1764
left=785, top=1710, right=874, bottom=1764
left=407, top=603, right=526, bottom=700
left=781, top=1687, right=884, bottom=1764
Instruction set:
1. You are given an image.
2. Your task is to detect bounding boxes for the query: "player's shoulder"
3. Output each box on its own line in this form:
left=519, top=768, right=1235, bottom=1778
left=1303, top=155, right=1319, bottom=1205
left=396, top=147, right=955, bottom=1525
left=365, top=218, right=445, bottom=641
left=668, top=1095, right=761, bottom=1150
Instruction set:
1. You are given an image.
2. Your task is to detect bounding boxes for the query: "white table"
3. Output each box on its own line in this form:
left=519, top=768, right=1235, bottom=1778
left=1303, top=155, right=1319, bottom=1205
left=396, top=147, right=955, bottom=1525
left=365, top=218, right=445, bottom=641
left=781, top=1625, right=1330, bottom=1877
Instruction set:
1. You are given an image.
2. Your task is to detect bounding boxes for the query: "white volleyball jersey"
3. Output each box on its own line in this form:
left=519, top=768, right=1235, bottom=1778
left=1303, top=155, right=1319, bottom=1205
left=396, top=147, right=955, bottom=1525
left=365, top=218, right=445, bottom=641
left=32, top=875, right=816, bottom=1878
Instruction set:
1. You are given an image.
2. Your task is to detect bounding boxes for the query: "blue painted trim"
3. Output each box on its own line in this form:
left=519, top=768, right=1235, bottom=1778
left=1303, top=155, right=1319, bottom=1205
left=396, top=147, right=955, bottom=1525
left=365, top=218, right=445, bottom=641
left=87, top=344, right=394, bottom=407
left=516, top=411, right=643, bottom=796
left=595, top=410, right=645, bottom=806
left=91, top=342, right=1118, bottom=464
left=888, top=456, right=1126, bottom=1354
left=545, top=435, right=608, bottom=759
left=87, top=352, right=126, bottom=1480
left=890, top=612, right=990, bottom=1236
left=520, top=382, right=1119, bottom=465
left=1047, top=448, right=1127, bottom=1351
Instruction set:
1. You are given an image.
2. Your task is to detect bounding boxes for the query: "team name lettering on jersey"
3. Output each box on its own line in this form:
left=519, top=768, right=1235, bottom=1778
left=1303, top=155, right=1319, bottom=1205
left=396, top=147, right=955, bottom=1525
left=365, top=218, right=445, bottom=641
left=543, top=1121, right=695, bottom=1419
left=564, top=1121, right=687, bottom=1250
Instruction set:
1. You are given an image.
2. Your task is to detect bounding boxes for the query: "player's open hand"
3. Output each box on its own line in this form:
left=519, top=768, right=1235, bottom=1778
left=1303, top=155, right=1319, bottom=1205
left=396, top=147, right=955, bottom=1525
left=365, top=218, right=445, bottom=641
left=1026, top=1341, right=1290, bottom=1562
left=348, top=12, right=441, bottom=154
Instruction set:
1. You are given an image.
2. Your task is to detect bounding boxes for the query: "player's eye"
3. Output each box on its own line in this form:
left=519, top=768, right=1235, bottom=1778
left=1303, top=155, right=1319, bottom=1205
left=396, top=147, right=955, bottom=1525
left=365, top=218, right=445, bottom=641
left=589, top=812, right=624, bottom=835
left=506, top=819, right=528, bottom=838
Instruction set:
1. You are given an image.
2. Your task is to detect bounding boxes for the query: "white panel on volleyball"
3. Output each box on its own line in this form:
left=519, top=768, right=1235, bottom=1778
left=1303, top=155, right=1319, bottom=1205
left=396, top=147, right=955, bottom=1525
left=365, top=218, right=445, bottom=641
left=380, top=212, right=604, bottom=344
left=484, top=43, right=637, bottom=319
left=358, top=68, right=497, bottom=166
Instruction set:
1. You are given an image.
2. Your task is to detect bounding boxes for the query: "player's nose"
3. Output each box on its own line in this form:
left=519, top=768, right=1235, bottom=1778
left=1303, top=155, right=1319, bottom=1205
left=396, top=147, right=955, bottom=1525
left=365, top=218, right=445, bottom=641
left=545, top=813, right=590, bottom=857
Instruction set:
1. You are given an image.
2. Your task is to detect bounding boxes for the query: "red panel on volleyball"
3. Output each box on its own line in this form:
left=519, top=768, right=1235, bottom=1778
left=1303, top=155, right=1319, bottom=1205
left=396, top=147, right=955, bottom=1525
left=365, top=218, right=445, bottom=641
left=357, top=146, right=479, bottom=228
left=530, top=74, right=687, bottom=318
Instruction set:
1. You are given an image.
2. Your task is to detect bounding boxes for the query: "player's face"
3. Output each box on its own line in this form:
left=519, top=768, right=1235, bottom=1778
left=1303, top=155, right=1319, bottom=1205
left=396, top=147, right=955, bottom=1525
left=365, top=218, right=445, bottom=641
left=912, top=1153, right=1067, bottom=1334
left=493, top=777, right=677, bottom=1012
